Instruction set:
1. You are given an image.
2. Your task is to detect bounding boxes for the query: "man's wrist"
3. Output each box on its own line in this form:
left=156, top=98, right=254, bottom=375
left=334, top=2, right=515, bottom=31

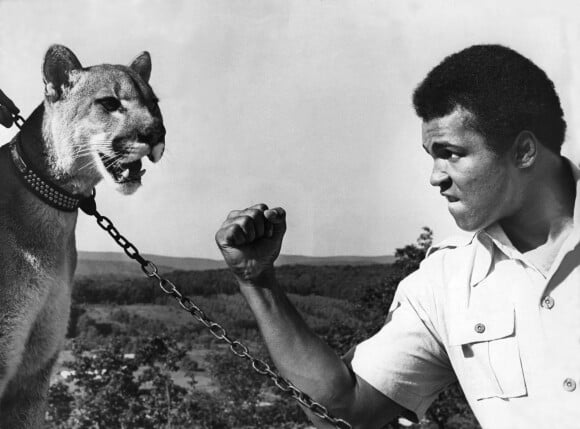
left=236, top=266, right=279, bottom=290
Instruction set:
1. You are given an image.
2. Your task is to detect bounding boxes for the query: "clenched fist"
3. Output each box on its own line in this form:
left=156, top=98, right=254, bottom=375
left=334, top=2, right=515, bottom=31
left=215, top=204, right=286, bottom=283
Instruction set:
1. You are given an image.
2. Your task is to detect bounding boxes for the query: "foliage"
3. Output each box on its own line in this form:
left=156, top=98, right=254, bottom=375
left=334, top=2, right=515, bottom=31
left=207, top=344, right=310, bottom=428
left=72, top=264, right=392, bottom=305
left=47, top=336, right=191, bottom=428
left=47, top=335, right=313, bottom=428
left=426, top=386, right=479, bottom=429
left=68, top=295, right=362, bottom=351
left=393, top=226, right=434, bottom=273
left=177, top=390, right=230, bottom=429
left=46, top=382, right=74, bottom=428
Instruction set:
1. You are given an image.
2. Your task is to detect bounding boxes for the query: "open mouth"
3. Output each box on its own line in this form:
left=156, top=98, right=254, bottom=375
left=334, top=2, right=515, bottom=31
left=98, top=153, right=146, bottom=184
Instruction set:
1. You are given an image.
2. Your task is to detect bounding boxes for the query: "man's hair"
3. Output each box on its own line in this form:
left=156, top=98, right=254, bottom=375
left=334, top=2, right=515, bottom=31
left=412, top=44, right=566, bottom=154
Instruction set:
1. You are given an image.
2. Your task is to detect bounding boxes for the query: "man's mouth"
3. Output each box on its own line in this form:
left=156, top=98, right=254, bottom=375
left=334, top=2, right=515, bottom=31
left=441, top=193, right=459, bottom=203
left=98, top=153, right=146, bottom=184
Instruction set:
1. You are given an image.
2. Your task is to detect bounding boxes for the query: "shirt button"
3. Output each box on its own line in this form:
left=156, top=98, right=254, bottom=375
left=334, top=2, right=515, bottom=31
left=541, top=296, right=555, bottom=310
left=563, top=378, right=577, bottom=392
left=474, top=323, right=486, bottom=334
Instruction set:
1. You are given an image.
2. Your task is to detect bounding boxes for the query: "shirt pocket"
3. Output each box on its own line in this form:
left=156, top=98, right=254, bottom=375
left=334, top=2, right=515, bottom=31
left=448, top=308, right=527, bottom=400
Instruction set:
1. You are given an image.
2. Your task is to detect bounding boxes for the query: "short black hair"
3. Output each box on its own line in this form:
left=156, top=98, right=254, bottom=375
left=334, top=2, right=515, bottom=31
left=413, top=44, right=566, bottom=154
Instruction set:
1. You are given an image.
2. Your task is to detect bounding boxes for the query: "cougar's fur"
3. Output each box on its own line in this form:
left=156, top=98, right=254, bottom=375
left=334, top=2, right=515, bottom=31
left=0, top=45, right=165, bottom=427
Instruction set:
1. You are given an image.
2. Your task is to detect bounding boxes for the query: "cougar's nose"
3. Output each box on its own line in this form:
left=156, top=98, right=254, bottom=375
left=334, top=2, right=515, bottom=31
left=141, top=122, right=166, bottom=163
left=148, top=142, right=165, bottom=163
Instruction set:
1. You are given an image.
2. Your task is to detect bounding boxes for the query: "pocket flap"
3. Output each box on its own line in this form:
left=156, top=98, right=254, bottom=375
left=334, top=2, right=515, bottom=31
left=448, top=308, right=515, bottom=345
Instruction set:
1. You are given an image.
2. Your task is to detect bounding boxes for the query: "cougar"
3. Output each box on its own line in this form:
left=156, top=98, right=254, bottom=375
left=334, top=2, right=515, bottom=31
left=0, top=45, right=165, bottom=427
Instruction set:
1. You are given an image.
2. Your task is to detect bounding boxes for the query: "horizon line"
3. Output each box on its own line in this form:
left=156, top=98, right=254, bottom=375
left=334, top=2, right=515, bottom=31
left=77, top=249, right=395, bottom=261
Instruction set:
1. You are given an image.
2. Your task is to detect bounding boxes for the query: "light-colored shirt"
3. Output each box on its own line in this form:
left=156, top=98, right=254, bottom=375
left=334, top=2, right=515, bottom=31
left=351, top=161, right=580, bottom=429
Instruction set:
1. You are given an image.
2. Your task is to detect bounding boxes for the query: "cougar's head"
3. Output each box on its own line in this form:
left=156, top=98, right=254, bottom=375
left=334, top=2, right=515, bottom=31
left=42, top=44, right=166, bottom=195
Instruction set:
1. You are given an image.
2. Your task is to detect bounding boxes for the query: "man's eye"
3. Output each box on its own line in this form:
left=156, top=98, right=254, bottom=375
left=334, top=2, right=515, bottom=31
left=439, top=149, right=460, bottom=160
left=97, top=97, right=122, bottom=112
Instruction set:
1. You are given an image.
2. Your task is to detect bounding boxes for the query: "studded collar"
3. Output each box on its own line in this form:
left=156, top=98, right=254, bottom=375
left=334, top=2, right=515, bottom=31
left=8, top=136, right=84, bottom=212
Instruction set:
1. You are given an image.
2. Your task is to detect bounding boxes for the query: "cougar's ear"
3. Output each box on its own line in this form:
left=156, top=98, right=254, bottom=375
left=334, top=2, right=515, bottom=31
left=42, top=45, right=83, bottom=102
left=129, top=52, right=151, bottom=83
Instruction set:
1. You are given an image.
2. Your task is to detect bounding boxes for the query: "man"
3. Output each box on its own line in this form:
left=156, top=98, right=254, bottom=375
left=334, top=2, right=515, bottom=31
left=215, top=45, right=580, bottom=428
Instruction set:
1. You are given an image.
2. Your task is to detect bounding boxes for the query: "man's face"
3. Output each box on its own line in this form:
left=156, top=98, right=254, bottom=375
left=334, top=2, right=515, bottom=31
left=422, top=108, right=520, bottom=232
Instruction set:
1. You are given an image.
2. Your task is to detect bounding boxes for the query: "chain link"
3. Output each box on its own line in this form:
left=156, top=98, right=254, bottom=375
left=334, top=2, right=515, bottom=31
left=13, top=113, right=25, bottom=129
left=81, top=198, right=352, bottom=429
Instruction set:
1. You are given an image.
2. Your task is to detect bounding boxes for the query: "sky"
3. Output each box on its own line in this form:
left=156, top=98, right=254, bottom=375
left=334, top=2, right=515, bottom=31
left=1, top=0, right=580, bottom=260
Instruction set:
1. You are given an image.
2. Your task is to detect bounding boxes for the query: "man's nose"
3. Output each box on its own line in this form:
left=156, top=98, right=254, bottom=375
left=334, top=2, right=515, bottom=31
left=429, top=161, right=449, bottom=187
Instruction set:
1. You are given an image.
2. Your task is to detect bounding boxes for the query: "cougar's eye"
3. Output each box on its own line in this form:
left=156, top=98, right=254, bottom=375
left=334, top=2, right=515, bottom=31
left=97, top=97, right=122, bottom=112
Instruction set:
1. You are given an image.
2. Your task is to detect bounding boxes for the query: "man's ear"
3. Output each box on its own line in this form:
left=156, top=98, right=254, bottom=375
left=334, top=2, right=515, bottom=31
left=129, top=52, right=151, bottom=83
left=43, top=45, right=83, bottom=103
left=513, top=131, right=538, bottom=169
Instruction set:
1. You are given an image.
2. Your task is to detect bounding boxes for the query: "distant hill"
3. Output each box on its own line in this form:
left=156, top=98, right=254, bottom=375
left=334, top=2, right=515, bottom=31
left=76, top=251, right=394, bottom=278
left=276, top=254, right=394, bottom=266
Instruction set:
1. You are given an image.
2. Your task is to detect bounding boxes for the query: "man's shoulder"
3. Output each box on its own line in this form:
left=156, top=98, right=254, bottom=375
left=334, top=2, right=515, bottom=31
left=425, top=234, right=474, bottom=258
left=397, top=232, right=482, bottom=308
left=399, top=234, right=476, bottom=290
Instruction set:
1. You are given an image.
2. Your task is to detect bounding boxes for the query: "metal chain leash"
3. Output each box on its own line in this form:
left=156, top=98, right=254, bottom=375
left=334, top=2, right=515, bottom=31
left=1, top=87, right=351, bottom=427
left=1, top=86, right=352, bottom=428
left=79, top=193, right=353, bottom=429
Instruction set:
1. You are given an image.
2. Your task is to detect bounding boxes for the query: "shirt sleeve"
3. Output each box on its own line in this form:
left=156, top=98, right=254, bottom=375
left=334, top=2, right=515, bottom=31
left=350, top=268, right=456, bottom=420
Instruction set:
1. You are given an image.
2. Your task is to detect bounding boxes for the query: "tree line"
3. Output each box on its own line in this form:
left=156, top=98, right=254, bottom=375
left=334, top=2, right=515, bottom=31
left=72, top=263, right=392, bottom=305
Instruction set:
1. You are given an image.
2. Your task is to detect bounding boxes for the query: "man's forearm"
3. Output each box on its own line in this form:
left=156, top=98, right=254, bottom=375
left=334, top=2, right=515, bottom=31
left=215, top=205, right=401, bottom=428
left=237, top=269, right=358, bottom=425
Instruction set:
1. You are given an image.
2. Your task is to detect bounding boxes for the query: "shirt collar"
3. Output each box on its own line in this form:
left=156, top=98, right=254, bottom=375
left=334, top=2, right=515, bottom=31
left=469, top=230, right=495, bottom=287
left=469, top=156, right=580, bottom=287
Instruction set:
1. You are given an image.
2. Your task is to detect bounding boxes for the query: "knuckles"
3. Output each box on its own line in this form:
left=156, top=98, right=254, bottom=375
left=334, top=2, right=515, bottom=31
left=243, top=208, right=265, bottom=219
left=251, top=203, right=269, bottom=211
left=217, top=204, right=285, bottom=248
left=225, top=206, right=268, bottom=224
left=215, top=223, right=242, bottom=247
left=226, top=210, right=241, bottom=220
